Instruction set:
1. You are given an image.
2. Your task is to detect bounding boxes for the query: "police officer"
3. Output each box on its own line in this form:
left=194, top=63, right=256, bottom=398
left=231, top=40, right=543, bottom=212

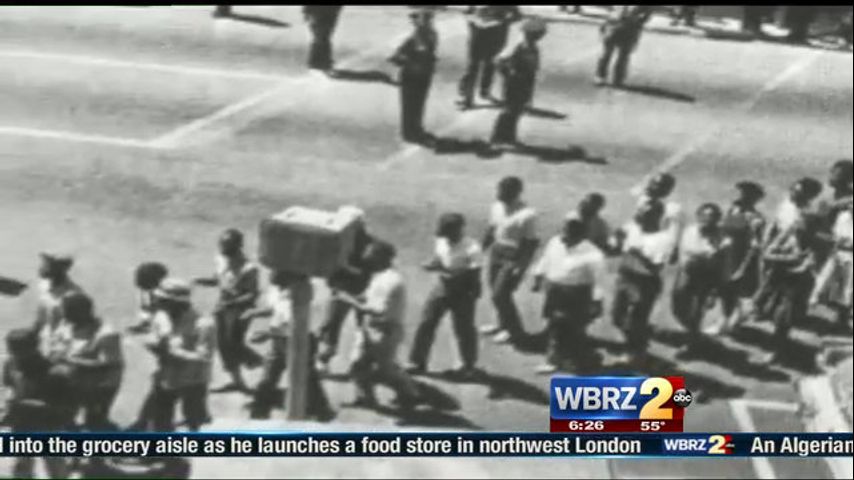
left=595, top=5, right=652, bottom=87
left=490, top=18, right=547, bottom=148
left=303, top=6, right=344, bottom=73
left=389, top=8, right=438, bottom=145
left=456, top=6, right=521, bottom=110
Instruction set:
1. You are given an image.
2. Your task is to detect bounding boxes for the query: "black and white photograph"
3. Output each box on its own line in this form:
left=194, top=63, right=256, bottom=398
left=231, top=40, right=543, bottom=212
left=0, top=4, right=851, bottom=479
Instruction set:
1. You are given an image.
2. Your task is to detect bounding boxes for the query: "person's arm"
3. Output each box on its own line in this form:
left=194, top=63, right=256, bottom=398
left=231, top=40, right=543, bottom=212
left=389, top=37, right=413, bottom=67
left=422, top=254, right=447, bottom=273
left=66, top=331, right=123, bottom=369
left=223, top=268, right=260, bottom=308
left=241, top=306, right=274, bottom=322
left=530, top=238, right=554, bottom=292
left=168, top=322, right=215, bottom=363
left=515, top=213, right=541, bottom=274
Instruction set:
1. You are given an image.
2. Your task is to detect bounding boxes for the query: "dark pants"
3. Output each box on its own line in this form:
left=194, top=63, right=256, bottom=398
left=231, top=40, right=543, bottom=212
left=216, top=306, right=261, bottom=373
left=671, top=266, right=717, bottom=342
left=10, top=404, right=73, bottom=478
left=318, top=297, right=360, bottom=362
left=487, top=249, right=525, bottom=339
left=596, top=25, right=640, bottom=85
left=409, top=283, right=478, bottom=368
left=612, top=271, right=662, bottom=355
left=764, top=272, right=814, bottom=351
left=400, top=72, right=433, bottom=141
left=253, top=335, right=332, bottom=419
left=490, top=77, right=534, bottom=144
left=152, top=384, right=208, bottom=432
left=458, top=24, right=509, bottom=102
left=77, top=385, right=120, bottom=431
left=544, top=284, right=593, bottom=366
left=306, top=8, right=342, bottom=70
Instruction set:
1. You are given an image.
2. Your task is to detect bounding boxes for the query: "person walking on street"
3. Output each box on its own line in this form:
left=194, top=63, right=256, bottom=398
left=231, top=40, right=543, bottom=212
left=490, top=18, right=547, bottom=148
left=390, top=8, right=439, bottom=145
left=337, top=241, right=421, bottom=410
left=34, top=253, right=84, bottom=361
left=670, top=203, right=731, bottom=358
left=595, top=5, right=653, bottom=87
left=148, top=279, right=216, bottom=432
left=56, top=292, right=124, bottom=431
left=531, top=218, right=606, bottom=374
left=317, top=207, right=375, bottom=372
left=195, top=229, right=262, bottom=393
left=242, top=270, right=334, bottom=421
left=481, top=176, right=540, bottom=345
left=718, top=181, right=767, bottom=333
left=611, top=201, right=672, bottom=366
left=407, top=213, right=483, bottom=378
left=456, top=6, right=521, bottom=109
left=303, top=6, right=344, bottom=73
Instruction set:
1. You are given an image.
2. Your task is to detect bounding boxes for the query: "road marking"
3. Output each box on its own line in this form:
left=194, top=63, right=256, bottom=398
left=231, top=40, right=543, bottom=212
left=738, top=399, right=799, bottom=413
left=729, top=399, right=777, bottom=480
left=0, top=48, right=286, bottom=83
left=377, top=48, right=600, bottom=172
left=0, top=126, right=154, bottom=149
left=630, top=49, right=824, bottom=194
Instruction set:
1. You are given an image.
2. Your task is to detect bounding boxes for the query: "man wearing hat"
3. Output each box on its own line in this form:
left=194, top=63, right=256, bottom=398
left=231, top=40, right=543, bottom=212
left=389, top=8, right=438, bottom=145
left=33, top=252, right=84, bottom=360
left=146, top=279, right=216, bottom=432
left=317, top=206, right=376, bottom=372
left=303, top=5, right=344, bottom=74
left=595, top=5, right=653, bottom=87
left=456, top=6, right=522, bottom=110
left=718, top=181, right=767, bottom=333
left=490, top=17, right=547, bottom=147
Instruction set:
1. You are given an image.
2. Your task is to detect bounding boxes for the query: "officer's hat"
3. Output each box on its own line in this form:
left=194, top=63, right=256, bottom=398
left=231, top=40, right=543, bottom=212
left=522, top=17, right=547, bottom=35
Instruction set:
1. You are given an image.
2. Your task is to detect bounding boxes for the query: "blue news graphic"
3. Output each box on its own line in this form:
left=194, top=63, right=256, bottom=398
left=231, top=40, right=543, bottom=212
left=550, top=376, right=687, bottom=421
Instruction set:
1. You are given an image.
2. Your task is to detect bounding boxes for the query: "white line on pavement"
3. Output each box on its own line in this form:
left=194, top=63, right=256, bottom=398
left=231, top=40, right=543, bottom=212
left=0, top=49, right=286, bottom=83
left=630, top=49, right=824, bottom=195
left=729, top=399, right=777, bottom=480
left=377, top=48, right=601, bottom=172
left=0, top=126, right=155, bottom=149
left=738, top=399, right=799, bottom=413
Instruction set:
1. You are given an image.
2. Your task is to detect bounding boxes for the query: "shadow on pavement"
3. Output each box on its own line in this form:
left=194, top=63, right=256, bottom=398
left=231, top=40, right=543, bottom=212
left=515, top=143, right=608, bottom=165
left=615, top=84, right=696, bottom=103
left=653, top=328, right=790, bottom=382
left=425, top=368, right=550, bottom=406
left=524, top=105, right=569, bottom=120
left=728, top=325, right=820, bottom=374
left=225, top=13, right=290, bottom=29
left=601, top=354, right=746, bottom=404
left=331, top=68, right=398, bottom=86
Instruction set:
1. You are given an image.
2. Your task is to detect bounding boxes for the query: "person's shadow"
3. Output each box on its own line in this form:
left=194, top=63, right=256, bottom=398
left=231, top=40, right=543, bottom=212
left=431, top=136, right=608, bottom=165
left=425, top=368, right=551, bottom=406
left=614, top=84, right=696, bottom=103
left=728, top=324, right=821, bottom=374
left=223, top=13, right=290, bottom=29
left=329, top=69, right=397, bottom=86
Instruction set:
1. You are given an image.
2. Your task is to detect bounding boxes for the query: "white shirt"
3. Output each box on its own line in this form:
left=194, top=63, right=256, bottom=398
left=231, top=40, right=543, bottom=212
left=533, top=238, right=606, bottom=291
left=774, top=198, right=804, bottom=233
left=622, top=222, right=674, bottom=266
left=266, top=286, right=292, bottom=336
left=490, top=201, right=538, bottom=248
left=679, top=225, right=730, bottom=264
left=364, top=269, right=407, bottom=341
left=835, top=210, right=853, bottom=244
left=435, top=237, right=483, bottom=272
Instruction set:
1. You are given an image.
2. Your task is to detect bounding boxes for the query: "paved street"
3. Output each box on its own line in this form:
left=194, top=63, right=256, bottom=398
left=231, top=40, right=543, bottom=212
left=0, top=5, right=851, bottom=479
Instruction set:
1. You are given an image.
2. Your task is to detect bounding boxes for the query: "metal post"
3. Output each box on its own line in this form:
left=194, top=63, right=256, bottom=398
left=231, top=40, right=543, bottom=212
left=286, top=275, right=313, bottom=420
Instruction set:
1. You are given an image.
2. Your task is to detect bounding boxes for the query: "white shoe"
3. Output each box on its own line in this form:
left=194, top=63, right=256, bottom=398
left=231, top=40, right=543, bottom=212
left=535, top=363, right=558, bottom=374
left=479, top=324, right=502, bottom=335
left=594, top=76, right=607, bottom=87
left=492, top=330, right=512, bottom=344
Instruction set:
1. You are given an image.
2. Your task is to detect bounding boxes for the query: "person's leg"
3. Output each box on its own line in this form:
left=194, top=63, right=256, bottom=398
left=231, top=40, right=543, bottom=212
left=235, top=307, right=263, bottom=368
left=252, top=339, right=286, bottom=418
left=376, top=350, right=420, bottom=406
left=83, top=386, right=120, bottom=431
left=318, top=297, right=352, bottom=363
left=613, top=40, right=632, bottom=87
left=349, top=337, right=378, bottom=404
left=409, top=284, right=449, bottom=369
left=180, top=385, right=209, bottom=432
left=478, top=27, right=503, bottom=99
left=13, top=457, right=35, bottom=478
left=632, top=279, right=661, bottom=360
left=400, top=77, right=418, bottom=140
left=458, top=24, right=481, bottom=106
left=544, top=313, right=561, bottom=367
left=449, top=295, right=479, bottom=370
left=306, top=335, right=335, bottom=419
left=43, top=456, right=71, bottom=479
left=215, top=309, right=245, bottom=389
left=152, top=387, right=179, bottom=432
left=490, top=261, right=525, bottom=340
left=411, top=75, right=432, bottom=139
left=595, top=35, right=616, bottom=83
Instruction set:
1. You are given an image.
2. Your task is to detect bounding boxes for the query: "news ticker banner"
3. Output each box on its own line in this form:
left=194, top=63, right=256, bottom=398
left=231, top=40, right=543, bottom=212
left=550, top=376, right=691, bottom=433
left=0, top=433, right=851, bottom=458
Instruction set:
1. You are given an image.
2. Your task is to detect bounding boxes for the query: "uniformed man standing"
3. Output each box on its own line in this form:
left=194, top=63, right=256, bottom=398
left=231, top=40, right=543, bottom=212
left=456, top=6, right=521, bottom=109
left=303, top=6, right=344, bottom=73
left=389, top=8, right=439, bottom=145
left=595, top=5, right=652, bottom=87
left=490, top=18, right=547, bottom=148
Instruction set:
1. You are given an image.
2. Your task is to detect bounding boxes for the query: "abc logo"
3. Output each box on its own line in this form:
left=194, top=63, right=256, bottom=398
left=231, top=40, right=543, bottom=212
left=672, top=388, right=693, bottom=408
